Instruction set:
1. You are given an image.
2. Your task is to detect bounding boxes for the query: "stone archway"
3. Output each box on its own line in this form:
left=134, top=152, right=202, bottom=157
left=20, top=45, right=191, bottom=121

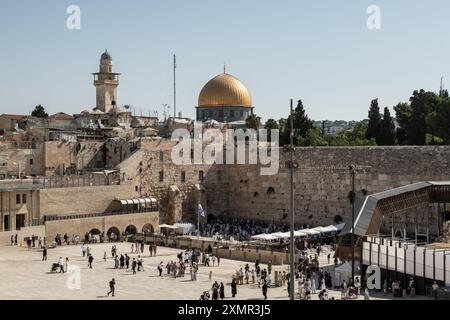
left=107, top=226, right=120, bottom=241
left=125, top=224, right=137, bottom=235
left=142, top=223, right=154, bottom=234
left=89, top=228, right=101, bottom=235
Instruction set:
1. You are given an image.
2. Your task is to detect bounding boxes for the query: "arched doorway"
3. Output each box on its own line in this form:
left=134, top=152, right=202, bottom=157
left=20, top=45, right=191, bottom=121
left=142, top=223, right=154, bottom=234
left=107, top=226, right=120, bottom=242
left=88, top=228, right=102, bottom=243
left=125, top=225, right=137, bottom=235
left=89, top=228, right=101, bottom=235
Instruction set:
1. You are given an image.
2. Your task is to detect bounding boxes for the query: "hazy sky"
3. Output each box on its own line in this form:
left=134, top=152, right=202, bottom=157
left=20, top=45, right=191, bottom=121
left=1, top=0, right=450, bottom=121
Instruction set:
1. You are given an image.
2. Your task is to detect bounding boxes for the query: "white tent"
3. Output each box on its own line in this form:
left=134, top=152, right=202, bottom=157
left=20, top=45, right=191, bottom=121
left=334, top=261, right=352, bottom=286
left=159, top=224, right=179, bottom=229
left=301, top=229, right=321, bottom=236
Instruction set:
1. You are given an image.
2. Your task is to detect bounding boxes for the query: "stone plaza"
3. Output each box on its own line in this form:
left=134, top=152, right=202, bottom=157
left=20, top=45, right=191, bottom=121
left=0, top=242, right=433, bottom=300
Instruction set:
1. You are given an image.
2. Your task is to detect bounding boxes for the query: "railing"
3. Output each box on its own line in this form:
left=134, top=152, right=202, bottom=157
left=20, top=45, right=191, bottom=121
left=36, top=173, right=121, bottom=189
left=44, top=207, right=158, bottom=222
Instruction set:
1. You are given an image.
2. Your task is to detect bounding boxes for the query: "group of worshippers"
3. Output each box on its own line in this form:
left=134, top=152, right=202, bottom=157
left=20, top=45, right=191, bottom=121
left=108, top=244, right=145, bottom=274
left=200, top=217, right=294, bottom=241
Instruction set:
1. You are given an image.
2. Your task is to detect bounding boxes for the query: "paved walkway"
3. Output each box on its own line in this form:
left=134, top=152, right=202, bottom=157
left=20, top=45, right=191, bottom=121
left=0, top=243, right=432, bottom=300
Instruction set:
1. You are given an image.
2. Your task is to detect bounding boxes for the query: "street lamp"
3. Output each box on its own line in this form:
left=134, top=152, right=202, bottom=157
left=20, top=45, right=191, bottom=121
left=349, top=164, right=357, bottom=282
left=289, top=98, right=295, bottom=300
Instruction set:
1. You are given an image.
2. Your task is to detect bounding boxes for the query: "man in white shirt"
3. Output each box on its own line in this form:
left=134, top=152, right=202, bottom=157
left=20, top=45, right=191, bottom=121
left=58, top=257, right=65, bottom=273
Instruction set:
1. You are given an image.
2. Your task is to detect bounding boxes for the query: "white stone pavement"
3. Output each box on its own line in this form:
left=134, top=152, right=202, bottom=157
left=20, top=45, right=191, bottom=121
left=0, top=243, right=431, bottom=300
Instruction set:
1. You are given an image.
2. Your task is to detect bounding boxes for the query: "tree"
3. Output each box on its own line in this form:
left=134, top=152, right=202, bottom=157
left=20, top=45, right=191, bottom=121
left=394, top=102, right=412, bottom=145
left=282, top=100, right=313, bottom=145
left=245, top=113, right=261, bottom=130
left=31, top=105, right=48, bottom=118
left=264, top=119, right=279, bottom=141
left=298, top=127, right=328, bottom=146
left=366, top=99, right=381, bottom=143
left=407, top=90, right=438, bottom=145
left=378, top=107, right=396, bottom=145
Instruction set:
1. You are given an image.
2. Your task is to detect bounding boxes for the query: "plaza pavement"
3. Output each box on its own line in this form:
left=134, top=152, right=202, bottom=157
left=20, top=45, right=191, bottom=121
left=0, top=242, right=432, bottom=300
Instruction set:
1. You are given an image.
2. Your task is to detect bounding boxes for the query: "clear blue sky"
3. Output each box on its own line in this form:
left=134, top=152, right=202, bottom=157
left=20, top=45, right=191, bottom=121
left=1, top=0, right=450, bottom=121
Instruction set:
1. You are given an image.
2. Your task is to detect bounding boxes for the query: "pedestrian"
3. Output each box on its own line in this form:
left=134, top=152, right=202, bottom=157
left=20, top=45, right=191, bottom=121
left=219, top=282, right=225, bottom=300
left=103, top=251, right=107, bottom=262
left=42, top=247, right=47, bottom=261
left=217, top=256, right=220, bottom=267
left=432, top=281, right=439, bottom=299
left=125, top=254, right=130, bottom=269
left=132, top=258, right=137, bottom=274
left=262, top=281, right=268, bottom=300
left=231, top=277, right=237, bottom=298
left=88, top=254, right=94, bottom=269
left=251, top=269, right=255, bottom=284
left=209, top=270, right=213, bottom=281
left=158, top=261, right=163, bottom=277
left=58, top=257, right=65, bottom=273
left=211, top=281, right=220, bottom=300
left=131, top=243, right=134, bottom=253
left=14, top=234, right=18, bottom=245
left=11, top=235, right=14, bottom=246
left=107, top=278, right=116, bottom=297
left=212, top=255, right=216, bottom=267
left=65, top=257, right=70, bottom=272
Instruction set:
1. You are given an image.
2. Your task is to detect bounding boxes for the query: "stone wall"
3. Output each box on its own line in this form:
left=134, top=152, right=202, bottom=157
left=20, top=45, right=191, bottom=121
left=227, top=146, right=450, bottom=231
left=139, top=144, right=450, bottom=233
left=39, top=184, right=139, bottom=219
left=45, top=211, right=159, bottom=240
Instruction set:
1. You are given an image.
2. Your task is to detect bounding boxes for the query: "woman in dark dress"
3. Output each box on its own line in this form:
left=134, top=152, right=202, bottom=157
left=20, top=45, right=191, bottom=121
left=220, top=282, right=225, bottom=300
left=231, top=278, right=237, bottom=298
left=212, top=281, right=219, bottom=300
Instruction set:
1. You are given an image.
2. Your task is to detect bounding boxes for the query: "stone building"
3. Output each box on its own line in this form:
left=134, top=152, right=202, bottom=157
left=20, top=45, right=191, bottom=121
left=92, top=50, right=120, bottom=113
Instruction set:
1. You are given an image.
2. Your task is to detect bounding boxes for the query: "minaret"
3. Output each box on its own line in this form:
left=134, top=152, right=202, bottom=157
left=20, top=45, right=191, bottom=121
left=92, top=50, right=120, bottom=113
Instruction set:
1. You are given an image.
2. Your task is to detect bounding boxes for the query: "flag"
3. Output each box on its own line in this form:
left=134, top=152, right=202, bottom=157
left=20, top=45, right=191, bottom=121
left=198, top=204, right=206, bottom=217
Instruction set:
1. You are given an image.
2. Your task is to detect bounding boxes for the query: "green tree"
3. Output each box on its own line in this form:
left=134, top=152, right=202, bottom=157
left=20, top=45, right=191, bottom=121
left=378, top=107, right=396, bottom=145
left=245, top=113, right=261, bottom=130
left=394, top=102, right=412, bottom=145
left=366, top=99, right=381, bottom=143
left=298, top=127, right=329, bottom=146
left=31, top=105, right=48, bottom=118
left=407, top=90, right=438, bottom=145
left=264, top=118, right=279, bottom=141
left=282, top=100, right=313, bottom=145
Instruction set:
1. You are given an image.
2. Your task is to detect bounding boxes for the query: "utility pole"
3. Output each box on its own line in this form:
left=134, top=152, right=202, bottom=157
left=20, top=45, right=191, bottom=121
left=173, top=54, right=177, bottom=119
left=349, top=164, right=356, bottom=283
left=289, top=98, right=295, bottom=300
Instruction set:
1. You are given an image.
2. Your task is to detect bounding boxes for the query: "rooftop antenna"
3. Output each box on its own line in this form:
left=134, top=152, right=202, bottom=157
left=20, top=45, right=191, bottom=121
left=173, top=54, right=177, bottom=119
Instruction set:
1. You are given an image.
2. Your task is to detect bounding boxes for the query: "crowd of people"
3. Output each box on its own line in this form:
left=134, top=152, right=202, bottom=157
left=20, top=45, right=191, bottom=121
left=200, top=217, right=293, bottom=241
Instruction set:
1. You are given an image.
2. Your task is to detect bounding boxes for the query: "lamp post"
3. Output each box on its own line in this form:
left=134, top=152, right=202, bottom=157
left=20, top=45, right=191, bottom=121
left=349, top=164, right=356, bottom=282
left=289, top=98, right=295, bottom=300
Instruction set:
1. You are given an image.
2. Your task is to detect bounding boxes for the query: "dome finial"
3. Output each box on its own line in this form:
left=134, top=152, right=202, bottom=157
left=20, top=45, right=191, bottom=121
left=223, top=62, right=226, bottom=74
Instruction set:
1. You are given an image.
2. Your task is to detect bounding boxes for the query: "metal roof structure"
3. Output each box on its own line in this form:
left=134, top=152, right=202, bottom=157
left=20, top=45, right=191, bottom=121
left=341, top=181, right=450, bottom=237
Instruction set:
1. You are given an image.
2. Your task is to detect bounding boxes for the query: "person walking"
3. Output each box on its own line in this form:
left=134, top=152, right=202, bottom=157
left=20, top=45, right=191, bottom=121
left=262, top=280, right=268, bottom=300
left=58, top=257, right=65, bottom=273
left=219, top=282, right=225, bottom=300
left=125, top=254, right=130, bottom=269
left=81, top=244, right=86, bottom=257
left=10, top=235, right=14, bottom=246
left=103, top=251, right=107, bottom=262
left=131, top=258, right=137, bottom=274
left=107, top=278, right=116, bottom=297
left=42, top=247, right=47, bottom=261
left=217, top=255, right=220, bottom=267
left=211, top=281, right=220, bottom=300
left=65, top=257, right=70, bottom=272
left=158, top=261, right=163, bottom=277
left=88, top=254, right=94, bottom=269
left=231, top=277, right=237, bottom=298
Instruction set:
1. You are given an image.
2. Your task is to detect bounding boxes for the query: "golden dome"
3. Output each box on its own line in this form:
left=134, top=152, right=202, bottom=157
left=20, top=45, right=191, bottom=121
left=198, top=73, right=252, bottom=108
